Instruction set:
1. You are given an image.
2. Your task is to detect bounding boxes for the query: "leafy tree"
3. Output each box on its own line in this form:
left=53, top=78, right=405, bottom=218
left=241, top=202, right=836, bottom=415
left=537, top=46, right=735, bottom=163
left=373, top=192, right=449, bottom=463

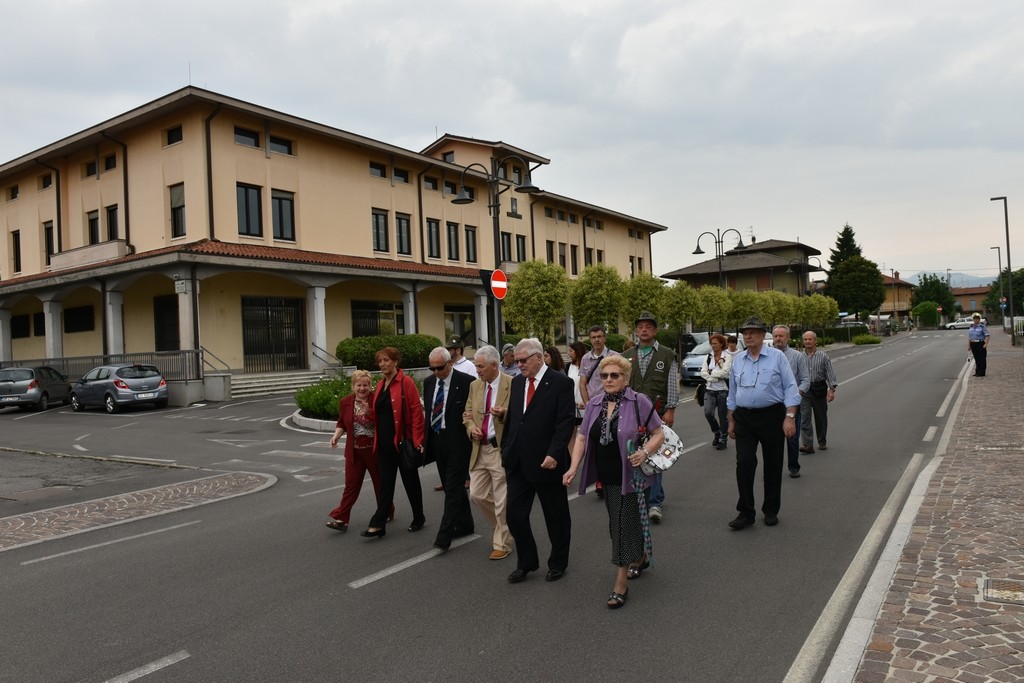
left=982, top=267, right=1024, bottom=320
left=910, top=273, right=955, bottom=314
left=662, top=280, right=700, bottom=332
left=912, top=301, right=939, bottom=328
left=693, top=286, right=732, bottom=331
left=799, top=294, right=839, bottom=328
left=569, top=264, right=623, bottom=333
left=503, top=260, right=571, bottom=342
left=727, top=289, right=762, bottom=328
left=827, top=223, right=863, bottom=273
left=620, top=272, right=666, bottom=326
left=827, top=255, right=885, bottom=315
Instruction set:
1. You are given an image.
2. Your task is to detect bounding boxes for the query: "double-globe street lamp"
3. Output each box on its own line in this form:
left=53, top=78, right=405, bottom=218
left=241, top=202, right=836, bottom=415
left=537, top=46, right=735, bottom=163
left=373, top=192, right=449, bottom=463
left=452, top=155, right=541, bottom=347
left=990, top=197, right=1015, bottom=344
left=693, top=228, right=747, bottom=289
left=784, top=256, right=824, bottom=297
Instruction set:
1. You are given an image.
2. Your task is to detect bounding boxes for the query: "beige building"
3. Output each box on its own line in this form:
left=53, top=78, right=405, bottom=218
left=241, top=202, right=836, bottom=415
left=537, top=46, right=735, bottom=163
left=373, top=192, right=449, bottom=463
left=662, top=238, right=824, bottom=296
left=0, top=87, right=666, bottom=399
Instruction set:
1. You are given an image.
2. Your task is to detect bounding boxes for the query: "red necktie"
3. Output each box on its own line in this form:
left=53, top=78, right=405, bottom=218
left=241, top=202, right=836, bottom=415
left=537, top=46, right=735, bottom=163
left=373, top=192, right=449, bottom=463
left=481, top=384, right=492, bottom=439
left=526, top=377, right=536, bottom=408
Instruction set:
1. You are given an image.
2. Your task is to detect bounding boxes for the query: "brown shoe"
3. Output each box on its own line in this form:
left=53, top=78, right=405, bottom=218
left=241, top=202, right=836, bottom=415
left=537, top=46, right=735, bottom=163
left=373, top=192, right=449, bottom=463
left=799, top=446, right=815, bottom=454
left=818, top=441, right=828, bottom=451
left=489, top=549, right=511, bottom=560
left=433, top=483, right=444, bottom=491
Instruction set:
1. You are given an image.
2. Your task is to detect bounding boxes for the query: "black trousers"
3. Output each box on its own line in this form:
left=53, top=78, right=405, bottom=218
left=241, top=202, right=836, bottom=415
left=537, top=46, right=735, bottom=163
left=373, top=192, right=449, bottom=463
left=505, top=466, right=571, bottom=572
left=733, top=403, right=785, bottom=520
left=970, top=341, right=987, bottom=376
left=430, top=429, right=474, bottom=544
left=369, top=444, right=424, bottom=528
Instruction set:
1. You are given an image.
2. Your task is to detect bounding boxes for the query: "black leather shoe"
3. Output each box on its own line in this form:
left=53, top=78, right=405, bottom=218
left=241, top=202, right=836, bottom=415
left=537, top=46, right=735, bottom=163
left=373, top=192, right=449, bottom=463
left=818, top=441, right=827, bottom=451
left=728, top=515, right=755, bottom=529
left=408, top=520, right=426, bottom=533
left=432, top=540, right=450, bottom=552
left=764, top=514, right=779, bottom=526
left=360, top=527, right=385, bottom=539
left=507, top=567, right=537, bottom=583
left=545, top=569, right=565, bottom=582
left=789, top=469, right=801, bottom=478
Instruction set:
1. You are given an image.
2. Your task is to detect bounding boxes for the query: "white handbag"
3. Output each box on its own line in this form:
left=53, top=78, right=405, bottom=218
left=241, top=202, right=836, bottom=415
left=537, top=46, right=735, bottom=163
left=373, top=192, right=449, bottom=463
left=634, top=397, right=684, bottom=476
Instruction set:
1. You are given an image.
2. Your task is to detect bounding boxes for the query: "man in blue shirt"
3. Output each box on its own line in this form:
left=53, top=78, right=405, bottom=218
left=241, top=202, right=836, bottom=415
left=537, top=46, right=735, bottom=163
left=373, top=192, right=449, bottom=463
left=726, top=317, right=801, bottom=529
left=967, top=313, right=990, bottom=377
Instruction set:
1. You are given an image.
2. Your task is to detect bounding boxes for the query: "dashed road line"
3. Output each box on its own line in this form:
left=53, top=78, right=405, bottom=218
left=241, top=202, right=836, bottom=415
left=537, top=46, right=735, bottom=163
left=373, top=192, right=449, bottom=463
left=104, top=650, right=190, bottom=683
left=22, top=521, right=201, bottom=565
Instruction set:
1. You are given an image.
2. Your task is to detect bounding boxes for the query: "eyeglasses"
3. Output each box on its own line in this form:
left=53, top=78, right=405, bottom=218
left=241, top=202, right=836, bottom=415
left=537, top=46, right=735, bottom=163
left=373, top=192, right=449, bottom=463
left=599, top=372, right=623, bottom=380
left=514, top=352, right=540, bottom=365
left=428, top=362, right=450, bottom=372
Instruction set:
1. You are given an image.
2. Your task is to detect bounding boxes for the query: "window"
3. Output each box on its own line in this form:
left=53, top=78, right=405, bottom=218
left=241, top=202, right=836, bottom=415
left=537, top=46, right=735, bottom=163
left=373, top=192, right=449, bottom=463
left=40, top=174, right=52, bottom=190
left=369, top=162, right=387, bottom=178
left=597, top=249, right=604, bottom=263
left=394, top=168, right=410, bottom=184
left=372, top=209, right=389, bottom=252
left=585, top=248, right=593, bottom=266
left=395, top=213, right=411, bottom=255
left=236, top=184, right=263, bottom=237
left=7, top=185, right=19, bottom=200
left=584, top=217, right=592, bottom=228
left=544, top=207, right=553, bottom=218
left=511, top=166, right=522, bottom=184
left=546, top=240, right=555, bottom=263
left=11, top=230, right=21, bottom=273
left=516, top=235, right=527, bottom=262
left=87, top=210, right=100, bottom=245
left=166, top=125, right=183, bottom=145
left=558, top=243, right=566, bottom=268
left=352, top=300, right=405, bottom=336
left=44, top=221, right=55, bottom=266
left=509, top=197, right=520, bottom=217
left=424, top=176, right=439, bottom=191
left=106, top=204, right=119, bottom=241
left=596, top=220, right=604, bottom=230
left=629, top=256, right=635, bottom=277
left=170, top=183, right=185, bottom=238
left=500, top=232, right=512, bottom=262
left=557, top=210, right=565, bottom=222
left=271, top=190, right=295, bottom=240
left=234, top=127, right=260, bottom=147
left=443, top=180, right=457, bottom=196
left=465, top=226, right=477, bottom=263
left=637, top=231, right=645, bottom=241
left=569, top=213, right=577, bottom=224
left=447, top=222, right=460, bottom=260
left=33, top=312, right=45, bottom=336
left=442, top=151, right=455, bottom=163
left=444, top=305, right=476, bottom=347
left=269, top=135, right=293, bottom=155
left=64, top=305, right=95, bottom=333
left=637, top=256, right=644, bottom=273
left=153, top=295, right=180, bottom=352
left=628, top=228, right=635, bottom=238
left=85, top=160, right=97, bottom=177
left=11, top=314, right=29, bottom=338
left=104, top=154, right=117, bottom=171
left=571, top=245, right=579, bottom=275
left=426, top=219, right=440, bottom=258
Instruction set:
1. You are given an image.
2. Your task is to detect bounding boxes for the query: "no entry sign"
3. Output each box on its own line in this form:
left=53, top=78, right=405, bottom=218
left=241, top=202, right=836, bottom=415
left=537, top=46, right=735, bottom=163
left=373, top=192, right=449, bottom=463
left=490, top=269, right=508, bottom=300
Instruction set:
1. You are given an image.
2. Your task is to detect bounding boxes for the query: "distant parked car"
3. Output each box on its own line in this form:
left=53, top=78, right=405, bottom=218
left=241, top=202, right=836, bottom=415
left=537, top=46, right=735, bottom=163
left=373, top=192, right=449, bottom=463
left=70, top=364, right=169, bottom=413
left=0, top=366, right=72, bottom=411
left=945, top=317, right=984, bottom=330
left=681, top=337, right=748, bottom=386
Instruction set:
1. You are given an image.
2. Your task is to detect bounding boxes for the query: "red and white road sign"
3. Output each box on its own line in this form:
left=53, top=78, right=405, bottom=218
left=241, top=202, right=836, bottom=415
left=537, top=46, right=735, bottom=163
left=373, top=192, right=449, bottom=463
left=490, top=269, right=508, bottom=300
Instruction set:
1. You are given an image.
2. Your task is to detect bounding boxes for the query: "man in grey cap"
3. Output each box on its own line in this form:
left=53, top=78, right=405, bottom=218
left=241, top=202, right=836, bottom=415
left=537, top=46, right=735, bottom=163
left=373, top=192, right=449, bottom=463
left=622, top=310, right=678, bottom=523
left=726, top=316, right=800, bottom=529
left=446, top=335, right=478, bottom=378
left=500, top=343, right=521, bottom=377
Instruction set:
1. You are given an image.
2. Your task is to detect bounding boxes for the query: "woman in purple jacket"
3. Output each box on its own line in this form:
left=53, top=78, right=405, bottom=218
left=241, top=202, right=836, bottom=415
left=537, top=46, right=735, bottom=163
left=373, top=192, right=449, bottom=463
left=563, top=355, right=665, bottom=609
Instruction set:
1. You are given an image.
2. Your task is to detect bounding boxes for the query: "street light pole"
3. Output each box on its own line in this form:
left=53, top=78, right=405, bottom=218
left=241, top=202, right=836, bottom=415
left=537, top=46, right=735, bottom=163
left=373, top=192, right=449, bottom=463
left=693, top=228, right=746, bottom=289
left=991, top=245, right=1003, bottom=322
left=990, top=197, right=1015, bottom=344
left=891, top=269, right=899, bottom=325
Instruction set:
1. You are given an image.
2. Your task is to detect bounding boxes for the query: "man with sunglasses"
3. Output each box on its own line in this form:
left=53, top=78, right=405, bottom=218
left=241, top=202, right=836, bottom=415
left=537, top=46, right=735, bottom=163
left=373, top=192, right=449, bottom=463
left=501, top=338, right=576, bottom=583
left=726, top=316, right=801, bottom=530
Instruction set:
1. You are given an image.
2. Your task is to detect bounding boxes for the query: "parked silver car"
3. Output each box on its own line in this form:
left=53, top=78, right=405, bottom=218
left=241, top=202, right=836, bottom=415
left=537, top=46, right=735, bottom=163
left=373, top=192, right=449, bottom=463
left=945, top=317, right=984, bottom=330
left=70, top=364, right=169, bottom=413
left=681, top=336, right=748, bottom=386
left=0, top=366, right=72, bottom=410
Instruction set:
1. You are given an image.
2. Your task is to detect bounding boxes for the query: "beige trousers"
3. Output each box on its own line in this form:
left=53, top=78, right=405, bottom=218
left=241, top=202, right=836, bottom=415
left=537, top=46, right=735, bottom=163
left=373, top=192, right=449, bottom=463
left=469, top=443, right=512, bottom=552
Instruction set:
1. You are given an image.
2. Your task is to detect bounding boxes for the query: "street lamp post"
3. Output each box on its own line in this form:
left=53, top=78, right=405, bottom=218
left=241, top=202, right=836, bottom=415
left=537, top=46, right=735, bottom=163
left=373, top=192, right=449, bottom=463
left=890, top=269, right=900, bottom=327
left=990, top=197, right=1015, bottom=344
left=784, top=256, right=823, bottom=296
left=991, top=246, right=1003, bottom=322
left=693, top=228, right=746, bottom=290
left=452, top=155, right=541, bottom=347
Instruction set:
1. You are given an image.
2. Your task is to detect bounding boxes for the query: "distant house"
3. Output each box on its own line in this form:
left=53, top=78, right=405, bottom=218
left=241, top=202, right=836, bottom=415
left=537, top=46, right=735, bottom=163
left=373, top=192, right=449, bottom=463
left=952, top=286, right=991, bottom=315
left=662, top=238, right=824, bottom=296
left=882, top=273, right=915, bottom=321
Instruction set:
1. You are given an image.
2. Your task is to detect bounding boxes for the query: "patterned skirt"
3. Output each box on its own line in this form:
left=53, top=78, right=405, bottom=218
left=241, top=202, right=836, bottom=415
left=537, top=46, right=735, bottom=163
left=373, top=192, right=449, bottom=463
left=604, top=484, right=647, bottom=567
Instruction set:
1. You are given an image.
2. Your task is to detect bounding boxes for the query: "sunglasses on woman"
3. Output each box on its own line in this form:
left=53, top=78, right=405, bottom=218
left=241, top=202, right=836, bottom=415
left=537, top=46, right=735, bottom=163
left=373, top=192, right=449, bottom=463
left=600, top=372, right=623, bottom=380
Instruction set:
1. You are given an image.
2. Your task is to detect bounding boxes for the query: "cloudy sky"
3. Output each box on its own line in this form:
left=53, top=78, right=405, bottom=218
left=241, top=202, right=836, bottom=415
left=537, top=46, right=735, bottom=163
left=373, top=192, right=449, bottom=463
left=4, top=0, right=1022, bottom=287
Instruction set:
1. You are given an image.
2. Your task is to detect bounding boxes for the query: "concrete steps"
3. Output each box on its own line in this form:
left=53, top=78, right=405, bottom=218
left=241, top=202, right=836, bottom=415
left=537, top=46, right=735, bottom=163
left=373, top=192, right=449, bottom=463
left=230, top=370, right=329, bottom=398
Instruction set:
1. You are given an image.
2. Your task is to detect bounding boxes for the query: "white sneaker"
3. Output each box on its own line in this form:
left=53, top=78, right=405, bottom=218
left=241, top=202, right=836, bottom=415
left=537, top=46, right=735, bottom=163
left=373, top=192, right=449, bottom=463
left=649, top=507, right=662, bottom=523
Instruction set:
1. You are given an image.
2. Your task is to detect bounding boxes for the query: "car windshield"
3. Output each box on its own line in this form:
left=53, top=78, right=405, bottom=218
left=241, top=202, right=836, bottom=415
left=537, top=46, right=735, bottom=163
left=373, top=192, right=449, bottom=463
left=688, top=341, right=713, bottom=357
left=117, top=365, right=161, bottom=379
left=0, top=369, right=33, bottom=382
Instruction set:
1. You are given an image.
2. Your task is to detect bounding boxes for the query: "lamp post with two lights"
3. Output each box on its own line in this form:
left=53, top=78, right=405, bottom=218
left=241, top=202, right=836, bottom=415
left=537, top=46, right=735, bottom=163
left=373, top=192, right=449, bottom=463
left=693, top=228, right=747, bottom=290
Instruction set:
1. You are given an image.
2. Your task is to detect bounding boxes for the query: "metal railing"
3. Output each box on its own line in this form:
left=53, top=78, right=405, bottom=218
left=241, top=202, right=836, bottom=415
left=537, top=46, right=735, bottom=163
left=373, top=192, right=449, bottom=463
left=1, top=350, right=204, bottom=382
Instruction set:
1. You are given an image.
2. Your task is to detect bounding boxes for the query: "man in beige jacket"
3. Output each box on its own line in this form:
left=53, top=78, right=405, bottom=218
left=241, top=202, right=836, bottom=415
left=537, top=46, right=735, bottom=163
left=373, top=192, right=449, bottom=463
left=464, top=344, right=514, bottom=560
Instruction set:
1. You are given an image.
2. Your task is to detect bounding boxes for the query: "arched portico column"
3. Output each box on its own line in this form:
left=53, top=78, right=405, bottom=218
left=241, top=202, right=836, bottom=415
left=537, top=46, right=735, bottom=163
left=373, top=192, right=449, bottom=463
left=105, top=291, right=125, bottom=355
left=402, top=289, right=418, bottom=334
left=43, top=300, right=64, bottom=360
left=0, top=309, right=12, bottom=362
left=475, top=294, right=490, bottom=346
left=307, top=285, right=327, bottom=371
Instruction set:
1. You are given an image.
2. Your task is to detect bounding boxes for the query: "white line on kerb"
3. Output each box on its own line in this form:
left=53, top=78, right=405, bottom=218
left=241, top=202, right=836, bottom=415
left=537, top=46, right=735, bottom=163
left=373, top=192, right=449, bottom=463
left=103, top=650, right=190, bottom=682
left=21, top=521, right=201, bottom=565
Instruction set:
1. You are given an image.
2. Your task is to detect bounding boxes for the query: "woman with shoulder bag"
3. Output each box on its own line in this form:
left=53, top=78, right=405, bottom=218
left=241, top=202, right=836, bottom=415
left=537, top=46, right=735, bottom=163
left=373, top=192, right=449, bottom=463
left=699, top=333, right=732, bottom=451
left=563, top=355, right=665, bottom=609
left=361, top=347, right=426, bottom=539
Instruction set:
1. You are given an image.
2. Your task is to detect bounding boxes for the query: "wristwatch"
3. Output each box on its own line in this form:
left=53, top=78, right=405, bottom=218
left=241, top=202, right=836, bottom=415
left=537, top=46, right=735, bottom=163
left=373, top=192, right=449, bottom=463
left=785, top=413, right=796, bottom=419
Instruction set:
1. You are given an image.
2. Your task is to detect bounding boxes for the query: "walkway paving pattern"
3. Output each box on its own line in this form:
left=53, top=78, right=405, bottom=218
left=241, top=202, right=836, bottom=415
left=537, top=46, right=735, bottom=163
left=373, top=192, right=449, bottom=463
left=854, top=331, right=1024, bottom=682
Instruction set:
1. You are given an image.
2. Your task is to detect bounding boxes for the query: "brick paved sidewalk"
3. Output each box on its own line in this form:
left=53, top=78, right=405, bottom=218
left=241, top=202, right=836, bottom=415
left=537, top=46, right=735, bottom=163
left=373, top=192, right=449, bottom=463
left=0, top=471, right=276, bottom=553
left=853, top=332, right=1024, bottom=682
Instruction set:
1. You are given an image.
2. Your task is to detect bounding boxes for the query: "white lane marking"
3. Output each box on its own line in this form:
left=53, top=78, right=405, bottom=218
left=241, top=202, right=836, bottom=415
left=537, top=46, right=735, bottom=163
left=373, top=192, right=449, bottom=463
left=835, top=360, right=894, bottom=386
left=262, top=449, right=342, bottom=461
left=936, top=361, right=970, bottom=418
left=298, top=484, right=345, bottom=498
left=108, top=456, right=177, bottom=464
left=208, top=459, right=310, bottom=474
left=922, top=426, right=937, bottom=442
left=21, top=521, right=201, bottom=566
left=75, top=434, right=90, bottom=441
left=111, top=422, right=138, bottom=430
left=103, top=650, right=191, bottom=682
left=12, top=410, right=52, bottom=421
left=301, top=441, right=333, bottom=448
left=73, top=444, right=88, bottom=452
left=348, top=534, right=481, bottom=589
left=207, top=439, right=286, bottom=448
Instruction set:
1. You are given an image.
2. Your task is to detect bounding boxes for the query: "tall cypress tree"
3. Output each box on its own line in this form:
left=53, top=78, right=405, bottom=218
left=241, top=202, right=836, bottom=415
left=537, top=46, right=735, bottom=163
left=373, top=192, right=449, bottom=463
left=828, top=223, right=862, bottom=273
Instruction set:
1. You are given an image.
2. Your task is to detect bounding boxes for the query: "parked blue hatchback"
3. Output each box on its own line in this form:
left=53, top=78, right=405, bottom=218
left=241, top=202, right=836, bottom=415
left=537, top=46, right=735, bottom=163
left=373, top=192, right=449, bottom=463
left=70, top=364, right=169, bottom=413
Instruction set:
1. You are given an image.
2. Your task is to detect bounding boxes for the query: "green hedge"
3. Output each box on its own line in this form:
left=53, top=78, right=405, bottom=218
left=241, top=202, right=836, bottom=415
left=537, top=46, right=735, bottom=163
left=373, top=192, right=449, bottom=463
left=335, top=334, right=442, bottom=370
left=852, top=334, right=881, bottom=345
left=294, top=375, right=352, bottom=421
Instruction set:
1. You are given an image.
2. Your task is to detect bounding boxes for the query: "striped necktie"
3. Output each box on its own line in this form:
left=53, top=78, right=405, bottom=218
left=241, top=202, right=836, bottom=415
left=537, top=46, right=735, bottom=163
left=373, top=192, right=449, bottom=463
left=431, top=379, right=445, bottom=433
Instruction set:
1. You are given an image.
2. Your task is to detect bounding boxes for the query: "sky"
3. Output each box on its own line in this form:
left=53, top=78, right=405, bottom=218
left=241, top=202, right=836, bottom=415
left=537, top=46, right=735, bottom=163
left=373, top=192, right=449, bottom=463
left=3, top=0, right=1023, bottom=288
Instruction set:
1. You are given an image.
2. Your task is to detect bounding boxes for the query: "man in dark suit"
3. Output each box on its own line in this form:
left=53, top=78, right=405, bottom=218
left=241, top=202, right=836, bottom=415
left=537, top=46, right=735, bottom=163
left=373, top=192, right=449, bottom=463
left=423, top=347, right=475, bottom=551
left=501, top=337, right=576, bottom=583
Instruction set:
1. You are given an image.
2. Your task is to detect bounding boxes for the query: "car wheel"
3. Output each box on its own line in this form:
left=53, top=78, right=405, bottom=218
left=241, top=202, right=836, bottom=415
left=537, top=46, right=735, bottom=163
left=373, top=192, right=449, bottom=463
left=37, top=394, right=49, bottom=411
left=104, top=394, right=119, bottom=414
left=70, top=393, right=83, bottom=412
left=154, top=399, right=168, bottom=409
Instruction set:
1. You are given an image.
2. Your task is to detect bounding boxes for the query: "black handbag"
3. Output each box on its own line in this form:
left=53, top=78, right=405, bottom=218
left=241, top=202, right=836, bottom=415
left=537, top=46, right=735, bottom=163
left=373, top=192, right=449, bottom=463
left=397, top=376, right=423, bottom=470
left=695, top=383, right=706, bottom=407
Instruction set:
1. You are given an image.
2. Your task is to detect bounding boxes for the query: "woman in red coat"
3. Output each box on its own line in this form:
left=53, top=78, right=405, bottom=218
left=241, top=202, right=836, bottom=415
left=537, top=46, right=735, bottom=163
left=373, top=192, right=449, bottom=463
left=325, top=370, right=393, bottom=532
left=361, top=347, right=426, bottom=538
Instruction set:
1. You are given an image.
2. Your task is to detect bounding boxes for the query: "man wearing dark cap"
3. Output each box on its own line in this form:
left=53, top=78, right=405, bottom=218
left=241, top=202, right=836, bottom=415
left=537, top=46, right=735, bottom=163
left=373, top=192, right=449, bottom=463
left=446, top=335, right=478, bottom=379
left=726, top=316, right=801, bottom=529
left=622, top=310, right=678, bottom=523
